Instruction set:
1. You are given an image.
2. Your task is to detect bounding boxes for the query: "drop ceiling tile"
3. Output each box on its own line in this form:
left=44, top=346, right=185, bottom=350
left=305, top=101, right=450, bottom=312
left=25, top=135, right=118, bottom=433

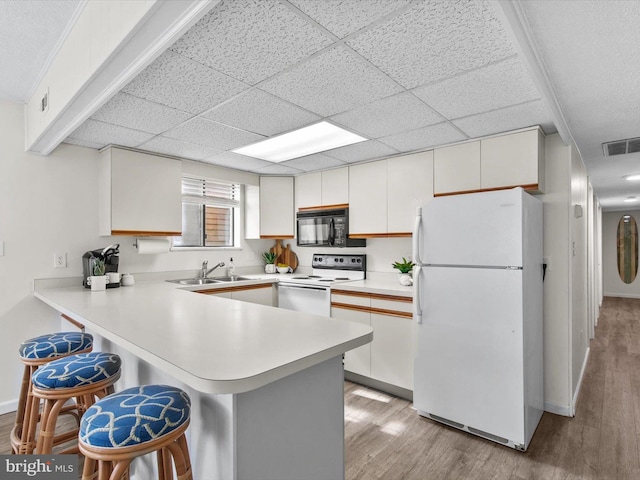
left=452, top=100, right=555, bottom=138
left=122, top=50, right=249, bottom=115
left=62, top=138, right=104, bottom=150
left=203, top=89, right=320, bottom=136
left=137, top=136, right=222, bottom=161
left=347, top=0, right=515, bottom=89
left=202, top=152, right=273, bottom=171
left=252, top=164, right=304, bottom=175
left=162, top=117, right=265, bottom=151
left=169, top=0, right=332, bottom=85
left=280, top=154, right=346, bottom=172
left=331, top=91, right=442, bottom=138
left=412, top=57, right=540, bottom=120
left=324, top=140, right=398, bottom=163
left=90, top=92, right=192, bottom=135
left=260, top=46, right=403, bottom=117
left=379, top=122, right=467, bottom=152
left=290, top=0, right=411, bottom=39
left=67, top=119, right=154, bottom=148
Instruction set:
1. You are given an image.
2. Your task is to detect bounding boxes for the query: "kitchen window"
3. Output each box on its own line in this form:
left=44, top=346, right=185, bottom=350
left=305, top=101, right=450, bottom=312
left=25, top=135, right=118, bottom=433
left=173, top=176, right=240, bottom=248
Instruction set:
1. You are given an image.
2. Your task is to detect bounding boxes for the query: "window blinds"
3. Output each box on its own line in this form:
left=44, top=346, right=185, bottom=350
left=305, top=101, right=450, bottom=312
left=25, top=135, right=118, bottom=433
left=181, top=176, right=240, bottom=207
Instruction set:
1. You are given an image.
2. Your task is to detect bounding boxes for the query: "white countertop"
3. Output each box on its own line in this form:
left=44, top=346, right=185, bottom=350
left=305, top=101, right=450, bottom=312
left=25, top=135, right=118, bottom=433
left=330, top=278, right=414, bottom=297
left=34, top=280, right=372, bottom=395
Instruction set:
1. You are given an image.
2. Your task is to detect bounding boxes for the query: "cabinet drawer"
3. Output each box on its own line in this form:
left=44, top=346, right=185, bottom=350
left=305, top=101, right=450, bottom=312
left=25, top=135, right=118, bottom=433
left=371, top=297, right=412, bottom=315
left=331, top=292, right=370, bottom=308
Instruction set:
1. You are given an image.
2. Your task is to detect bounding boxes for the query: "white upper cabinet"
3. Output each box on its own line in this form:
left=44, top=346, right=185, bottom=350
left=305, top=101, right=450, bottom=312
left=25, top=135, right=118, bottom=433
left=350, top=152, right=433, bottom=236
left=295, top=172, right=322, bottom=209
left=260, top=176, right=294, bottom=238
left=433, top=141, right=481, bottom=195
left=295, top=167, right=349, bottom=210
left=99, top=147, right=182, bottom=236
left=349, top=161, right=388, bottom=236
left=480, top=127, right=545, bottom=193
left=321, top=167, right=349, bottom=207
left=387, top=151, right=434, bottom=234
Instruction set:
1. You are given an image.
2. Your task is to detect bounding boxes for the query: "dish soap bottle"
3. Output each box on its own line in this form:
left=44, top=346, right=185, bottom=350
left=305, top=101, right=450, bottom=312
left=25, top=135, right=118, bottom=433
left=228, top=257, right=235, bottom=276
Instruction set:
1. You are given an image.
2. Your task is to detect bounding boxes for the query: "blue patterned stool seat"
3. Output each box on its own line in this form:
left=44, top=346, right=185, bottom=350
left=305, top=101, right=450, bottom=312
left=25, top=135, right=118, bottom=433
left=80, top=385, right=191, bottom=448
left=19, top=332, right=93, bottom=360
left=32, top=352, right=121, bottom=390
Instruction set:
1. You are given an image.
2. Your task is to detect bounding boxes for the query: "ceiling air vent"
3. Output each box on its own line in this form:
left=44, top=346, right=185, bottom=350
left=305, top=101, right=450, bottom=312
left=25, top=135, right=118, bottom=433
left=603, top=137, right=640, bottom=156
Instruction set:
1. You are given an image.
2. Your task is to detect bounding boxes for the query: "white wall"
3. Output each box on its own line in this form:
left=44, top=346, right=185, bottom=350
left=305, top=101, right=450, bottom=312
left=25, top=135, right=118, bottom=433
left=602, top=209, right=640, bottom=298
left=0, top=99, right=271, bottom=412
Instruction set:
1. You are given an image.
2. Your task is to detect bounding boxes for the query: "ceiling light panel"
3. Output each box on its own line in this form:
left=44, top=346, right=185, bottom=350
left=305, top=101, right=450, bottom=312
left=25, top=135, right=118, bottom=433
left=346, top=0, right=515, bottom=89
left=203, top=89, right=320, bottom=136
left=259, top=46, right=403, bottom=117
left=122, top=50, right=248, bottom=115
left=233, top=122, right=367, bottom=162
left=169, top=0, right=332, bottom=85
left=625, top=174, right=640, bottom=181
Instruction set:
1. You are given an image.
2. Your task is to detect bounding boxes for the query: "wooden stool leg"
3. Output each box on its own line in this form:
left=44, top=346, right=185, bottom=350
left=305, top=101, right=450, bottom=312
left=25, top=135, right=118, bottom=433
left=81, top=457, right=98, bottom=480
left=169, top=434, right=193, bottom=480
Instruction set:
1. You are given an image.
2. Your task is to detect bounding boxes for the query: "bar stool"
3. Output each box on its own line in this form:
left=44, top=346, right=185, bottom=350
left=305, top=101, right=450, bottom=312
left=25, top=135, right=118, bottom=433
left=29, top=352, right=122, bottom=454
left=11, top=331, right=94, bottom=454
left=79, top=385, right=192, bottom=480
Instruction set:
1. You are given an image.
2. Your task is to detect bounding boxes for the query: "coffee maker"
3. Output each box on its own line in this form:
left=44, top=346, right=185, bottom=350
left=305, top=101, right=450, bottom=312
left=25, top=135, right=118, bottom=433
left=82, top=244, right=120, bottom=288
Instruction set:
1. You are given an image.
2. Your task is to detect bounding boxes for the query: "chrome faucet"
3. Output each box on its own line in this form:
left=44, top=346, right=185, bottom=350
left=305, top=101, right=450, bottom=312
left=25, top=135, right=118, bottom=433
left=201, top=260, right=225, bottom=278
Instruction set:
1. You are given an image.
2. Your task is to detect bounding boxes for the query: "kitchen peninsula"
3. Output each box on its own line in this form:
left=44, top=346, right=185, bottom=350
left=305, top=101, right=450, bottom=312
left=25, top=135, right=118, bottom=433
left=34, top=279, right=373, bottom=480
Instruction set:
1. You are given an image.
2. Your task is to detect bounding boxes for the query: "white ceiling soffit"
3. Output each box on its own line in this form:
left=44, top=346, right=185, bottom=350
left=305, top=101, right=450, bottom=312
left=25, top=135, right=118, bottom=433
left=63, top=0, right=556, bottom=175
left=31, top=0, right=219, bottom=155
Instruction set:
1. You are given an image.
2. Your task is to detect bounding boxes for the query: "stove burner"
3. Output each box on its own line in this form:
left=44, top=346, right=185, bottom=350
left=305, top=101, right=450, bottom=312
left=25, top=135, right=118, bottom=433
left=334, top=277, right=350, bottom=280
left=292, top=276, right=310, bottom=279
left=318, top=279, right=334, bottom=282
left=307, top=275, right=322, bottom=278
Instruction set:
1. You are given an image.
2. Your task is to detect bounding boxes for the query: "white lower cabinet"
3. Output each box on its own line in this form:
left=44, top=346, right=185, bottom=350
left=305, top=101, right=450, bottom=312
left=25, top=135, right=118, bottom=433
left=198, top=284, right=275, bottom=306
left=331, top=290, right=413, bottom=390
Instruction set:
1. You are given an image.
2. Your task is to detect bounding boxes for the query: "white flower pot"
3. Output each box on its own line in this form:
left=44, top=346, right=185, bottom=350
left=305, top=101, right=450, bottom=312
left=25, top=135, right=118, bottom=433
left=398, top=273, right=413, bottom=286
left=265, top=264, right=276, bottom=274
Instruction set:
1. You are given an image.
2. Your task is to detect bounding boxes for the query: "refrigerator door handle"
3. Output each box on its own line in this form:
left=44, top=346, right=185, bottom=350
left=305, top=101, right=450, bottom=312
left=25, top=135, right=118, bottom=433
left=413, top=207, right=422, bottom=265
left=413, top=265, right=422, bottom=324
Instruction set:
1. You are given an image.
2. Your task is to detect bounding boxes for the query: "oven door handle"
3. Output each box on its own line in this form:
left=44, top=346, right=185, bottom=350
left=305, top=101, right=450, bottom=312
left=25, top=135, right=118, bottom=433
left=279, top=283, right=329, bottom=292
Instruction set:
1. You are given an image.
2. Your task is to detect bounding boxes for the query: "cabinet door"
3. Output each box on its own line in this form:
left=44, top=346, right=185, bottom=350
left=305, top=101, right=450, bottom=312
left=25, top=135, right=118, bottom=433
left=481, top=128, right=545, bottom=192
left=102, top=147, right=182, bottom=235
left=387, top=152, right=434, bottom=234
left=433, top=141, right=480, bottom=195
left=295, top=172, right=322, bottom=209
left=260, top=176, right=294, bottom=238
left=349, top=161, right=388, bottom=235
left=331, top=305, right=371, bottom=377
left=370, top=313, right=414, bottom=390
left=321, top=167, right=349, bottom=206
left=232, top=285, right=275, bottom=306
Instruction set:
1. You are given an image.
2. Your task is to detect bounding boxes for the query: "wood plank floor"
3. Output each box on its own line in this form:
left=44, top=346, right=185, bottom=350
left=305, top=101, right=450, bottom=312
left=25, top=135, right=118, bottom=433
left=1, top=296, right=638, bottom=479
left=344, top=297, right=640, bottom=480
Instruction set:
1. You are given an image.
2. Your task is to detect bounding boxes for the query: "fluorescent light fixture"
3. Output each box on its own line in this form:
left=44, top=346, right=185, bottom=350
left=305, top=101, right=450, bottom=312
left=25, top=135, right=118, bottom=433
left=232, top=121, right=367, bottom=162
left=624, top=173, right=640, bottom=181
left=624, top=196, right=638, bottom=203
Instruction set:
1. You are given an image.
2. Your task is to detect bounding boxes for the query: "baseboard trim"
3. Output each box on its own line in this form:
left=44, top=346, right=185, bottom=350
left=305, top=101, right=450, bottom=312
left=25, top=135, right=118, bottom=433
left=0, top=398, right=18, bottom=416
left=604, top=293, right=640, bottom=299
left=571, top=346, right=590, bottom=416
left=544, top=401, right=573, bottom=417
left=344, top=372, right=413, bottom=401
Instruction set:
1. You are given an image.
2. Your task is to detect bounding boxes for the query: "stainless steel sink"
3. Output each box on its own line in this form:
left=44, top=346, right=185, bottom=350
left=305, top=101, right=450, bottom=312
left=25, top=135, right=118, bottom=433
left=167, top=278, right=221, bottom=285
left=212, top=276, right=251, bottom=282
left=167, top=276, right=251, bottom=285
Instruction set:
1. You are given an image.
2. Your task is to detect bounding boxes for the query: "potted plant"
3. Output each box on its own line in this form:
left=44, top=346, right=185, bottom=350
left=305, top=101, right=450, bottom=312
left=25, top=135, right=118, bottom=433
left=262, top=251, right=278, bottom=274
left=89, top=258, right=107, bottom=291
left=392, top=257, right=415, bottom=286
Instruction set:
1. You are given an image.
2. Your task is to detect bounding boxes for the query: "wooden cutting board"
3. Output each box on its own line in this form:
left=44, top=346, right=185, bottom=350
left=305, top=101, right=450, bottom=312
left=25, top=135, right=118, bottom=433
left=271, top=240, right=298, bottom=272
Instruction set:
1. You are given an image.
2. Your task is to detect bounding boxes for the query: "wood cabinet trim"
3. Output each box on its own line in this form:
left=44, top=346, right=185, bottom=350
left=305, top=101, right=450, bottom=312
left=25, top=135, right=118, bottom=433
left=331, top=302, right=412, bottom=319
left=349, top=232, right=411, bottom=238
left=61, top=313, right=85, bottom=332
left=196, top=283, right=274, bottom=295
left=111, top=230, right=181, bottom=236
left=297, top=203, right=349, bottom=212
left=332, top=290, right=412, bottom=303
left=434, top=184, right=539, bottom=198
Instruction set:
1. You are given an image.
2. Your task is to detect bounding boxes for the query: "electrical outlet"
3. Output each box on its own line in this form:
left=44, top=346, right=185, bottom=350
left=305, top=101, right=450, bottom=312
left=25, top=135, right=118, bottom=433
left=54, top=252, right=67, bottom=268
left=41, top=88, right=49, bottom=113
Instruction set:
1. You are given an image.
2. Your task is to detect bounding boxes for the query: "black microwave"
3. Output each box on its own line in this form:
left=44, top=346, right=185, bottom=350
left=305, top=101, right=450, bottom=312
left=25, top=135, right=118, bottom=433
left=296, top=208, right=366, bottom=248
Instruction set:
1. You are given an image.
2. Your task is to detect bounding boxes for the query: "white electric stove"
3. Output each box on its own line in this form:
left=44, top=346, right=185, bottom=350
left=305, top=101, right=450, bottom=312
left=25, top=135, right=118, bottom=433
left=278, top=254, right=366, bottom=316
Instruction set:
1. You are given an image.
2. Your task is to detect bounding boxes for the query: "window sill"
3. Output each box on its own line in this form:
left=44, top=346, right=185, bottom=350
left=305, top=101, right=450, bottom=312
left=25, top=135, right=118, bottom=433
left=171, top=246, right=242, bottom=252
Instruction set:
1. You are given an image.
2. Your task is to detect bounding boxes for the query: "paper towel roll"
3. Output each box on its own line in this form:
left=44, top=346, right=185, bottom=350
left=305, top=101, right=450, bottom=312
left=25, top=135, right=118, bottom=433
left=136, top=238, right=171, bottom=254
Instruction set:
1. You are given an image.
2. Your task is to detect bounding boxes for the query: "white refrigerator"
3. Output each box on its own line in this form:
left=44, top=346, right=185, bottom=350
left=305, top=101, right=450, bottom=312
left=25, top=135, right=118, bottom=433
left=412, top=187, right=543, bottom=451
